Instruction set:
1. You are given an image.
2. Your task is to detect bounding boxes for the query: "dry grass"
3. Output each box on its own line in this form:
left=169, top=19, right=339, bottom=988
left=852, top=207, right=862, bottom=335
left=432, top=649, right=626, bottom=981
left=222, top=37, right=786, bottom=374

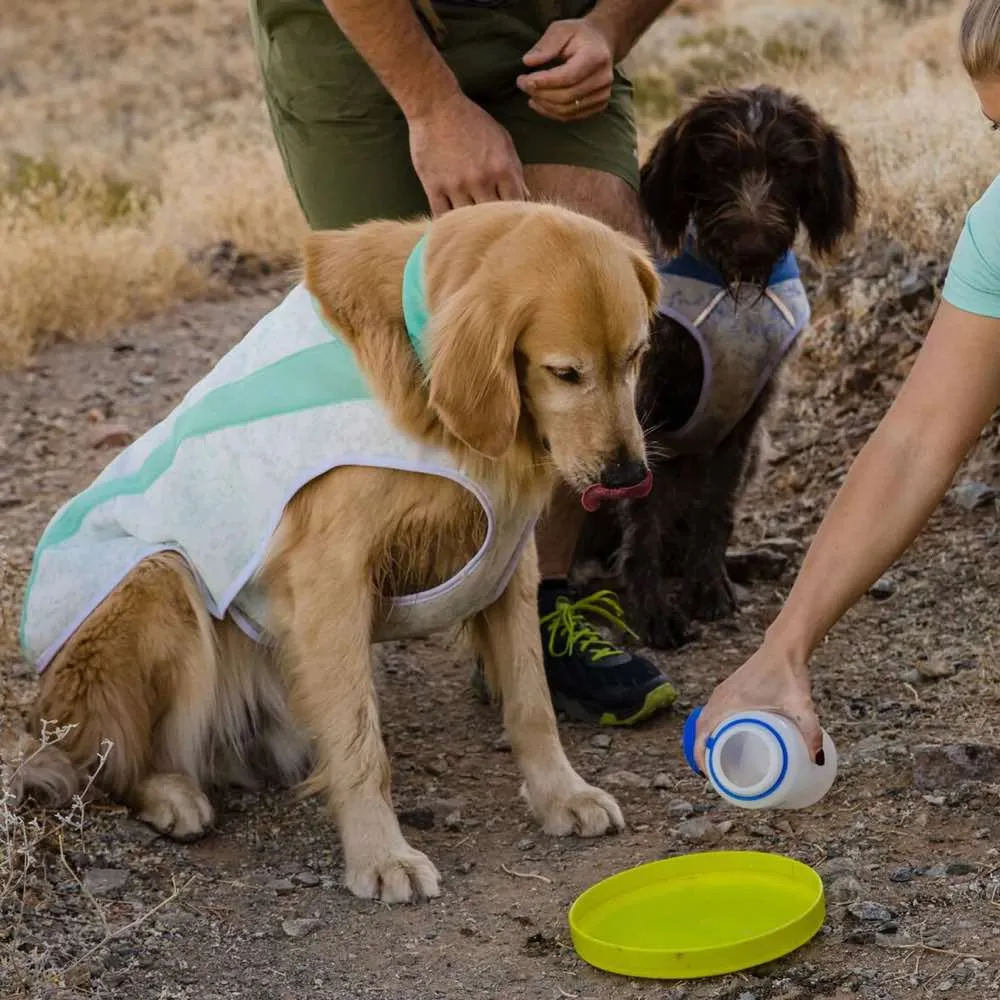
left=0, top=0, right=993, bottom=365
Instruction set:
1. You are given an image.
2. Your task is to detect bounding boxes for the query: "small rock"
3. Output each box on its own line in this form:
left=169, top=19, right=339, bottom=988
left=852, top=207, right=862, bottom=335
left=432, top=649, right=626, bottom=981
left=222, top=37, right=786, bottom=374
left=590, top=733, right=612, bottom=749
left=667, top=798, right=695, bottom=819
left=492, top=734, right=512, bottom=752
left=844, top=927, right=876, bottom=946
left=716, top=820, right=735, bottom=835
left=937, top=980, right=954, bottom=992
left=725, top=546, right=789, bottom=584
left=675, top=817, right=722, bottom=844
left=88, top=422, right=135, bottom=450
left=948, top=481, right=997, bottom=511
left=828, top=875, right=864, bottom=902
left=399, top=806, right=435, bottom=830
left=922, top=864, right=948, bottom=877
left=516, top=838, right=535, bottom=851
left=915, top=655, right=957, bottom=681
left=888, top=865, right=919, bottom=883
left=736, top=992, right=758, bottom=1000
left=456, top=861, right=475, bottom=875
left=652, top=772, right=671, bottom=790
left=602, top=770, right=649, bottom=789
left=945, top=861, right=977, bottom=876
left=282, top=918, right=322, bottom=939
left=897, top=270, right=933, bottom=311
left=868, top=576, right=897, bottom=600
left=82, top=869, right=128, bottom=897
left=443, top=810, right=463, bottom=831
left=913, top=743, right=1000, bottom=790
left=292, top=871, right=320, bottom=888
left=266, top=878, right=296, bottom=895
left=848, top=901, right=896, bottom=923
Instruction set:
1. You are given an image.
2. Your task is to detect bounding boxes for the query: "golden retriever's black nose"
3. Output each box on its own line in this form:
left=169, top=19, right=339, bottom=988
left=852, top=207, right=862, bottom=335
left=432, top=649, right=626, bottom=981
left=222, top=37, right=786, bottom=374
left=600, top=450, right=648, bottom=489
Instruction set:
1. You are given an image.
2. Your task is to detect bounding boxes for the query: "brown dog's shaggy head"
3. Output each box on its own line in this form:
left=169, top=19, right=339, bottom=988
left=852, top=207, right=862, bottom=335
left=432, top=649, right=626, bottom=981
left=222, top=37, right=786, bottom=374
left=305, top=201, right=660, bottom=499
left=640, top=85, right=860, bottom=286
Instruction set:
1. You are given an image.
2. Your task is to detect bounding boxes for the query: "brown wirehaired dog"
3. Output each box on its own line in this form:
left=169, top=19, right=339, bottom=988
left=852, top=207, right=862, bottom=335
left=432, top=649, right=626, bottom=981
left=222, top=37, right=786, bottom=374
left=574, top=85, right=860, bottom=648
left=14, top=201, right=660, bottom=903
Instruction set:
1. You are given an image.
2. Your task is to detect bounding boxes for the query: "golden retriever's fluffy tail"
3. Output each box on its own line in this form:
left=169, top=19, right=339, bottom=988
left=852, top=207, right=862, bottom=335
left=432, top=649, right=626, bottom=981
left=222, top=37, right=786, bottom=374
left=2, top=728, right=82, bottom=808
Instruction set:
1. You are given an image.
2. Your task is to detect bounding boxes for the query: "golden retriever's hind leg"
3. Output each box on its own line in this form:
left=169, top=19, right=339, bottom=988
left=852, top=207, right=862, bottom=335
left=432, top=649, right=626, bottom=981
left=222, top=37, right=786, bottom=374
left=31, top=554, right=218, bottom=841
left=271, top=535, right=439, bottom=904
left=470, top=541, right=625, bottom=838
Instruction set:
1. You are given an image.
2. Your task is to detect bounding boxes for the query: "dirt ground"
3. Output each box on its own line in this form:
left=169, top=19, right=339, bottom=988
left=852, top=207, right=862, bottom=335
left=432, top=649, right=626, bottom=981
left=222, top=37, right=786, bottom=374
left=4, top=254, right=1000, bottom=1000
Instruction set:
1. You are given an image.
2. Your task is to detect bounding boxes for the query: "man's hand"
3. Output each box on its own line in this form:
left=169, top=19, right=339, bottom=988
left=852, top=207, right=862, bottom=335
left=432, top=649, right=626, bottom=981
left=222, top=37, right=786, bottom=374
left=408, top=92, right=530, bottom=215
left=517, top=19, right=617, bottom=122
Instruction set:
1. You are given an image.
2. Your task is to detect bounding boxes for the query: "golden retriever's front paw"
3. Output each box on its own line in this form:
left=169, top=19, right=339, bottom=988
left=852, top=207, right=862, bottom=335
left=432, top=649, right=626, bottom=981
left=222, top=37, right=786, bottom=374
left=526, top=780, right=625, bottom=838
left=134, top=773, right=215, bottom=842
left=345, top=843, right=441, bottom=904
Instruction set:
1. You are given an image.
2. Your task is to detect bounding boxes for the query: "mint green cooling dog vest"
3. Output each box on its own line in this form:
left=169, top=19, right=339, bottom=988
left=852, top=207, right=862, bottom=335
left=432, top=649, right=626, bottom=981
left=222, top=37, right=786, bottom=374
left=20, top=238, right=538, bottom=671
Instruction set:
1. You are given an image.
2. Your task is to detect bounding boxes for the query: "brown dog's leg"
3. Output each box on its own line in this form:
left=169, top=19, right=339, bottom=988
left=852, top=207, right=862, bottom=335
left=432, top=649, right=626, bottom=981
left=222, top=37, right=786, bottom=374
left=30, top=554, right=217, bottom=841
left=268, top=509, right=440, bottom=904
left=470, top=540, right=624, bottom=837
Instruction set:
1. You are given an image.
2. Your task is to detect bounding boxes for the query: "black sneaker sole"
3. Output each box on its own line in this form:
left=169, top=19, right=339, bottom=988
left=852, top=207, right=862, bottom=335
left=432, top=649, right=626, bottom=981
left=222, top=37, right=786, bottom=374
left=470, top=662, right=677, bottom=727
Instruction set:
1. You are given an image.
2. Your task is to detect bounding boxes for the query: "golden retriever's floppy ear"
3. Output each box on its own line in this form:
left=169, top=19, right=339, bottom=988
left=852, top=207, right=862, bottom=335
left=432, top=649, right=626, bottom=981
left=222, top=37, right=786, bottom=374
left=428, top=277, right=531, bottom=460
left=630, top=246, right=662, bottom=316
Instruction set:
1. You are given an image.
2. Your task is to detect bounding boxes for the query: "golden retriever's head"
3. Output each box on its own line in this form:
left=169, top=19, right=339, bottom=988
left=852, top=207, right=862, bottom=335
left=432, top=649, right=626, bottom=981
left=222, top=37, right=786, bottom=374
left=304, top=201, right=660, bottom=501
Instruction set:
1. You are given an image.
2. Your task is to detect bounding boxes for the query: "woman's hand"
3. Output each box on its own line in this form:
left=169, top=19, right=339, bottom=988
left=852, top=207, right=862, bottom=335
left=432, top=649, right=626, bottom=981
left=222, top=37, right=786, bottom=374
left=693, top=643, right=822, bottom=773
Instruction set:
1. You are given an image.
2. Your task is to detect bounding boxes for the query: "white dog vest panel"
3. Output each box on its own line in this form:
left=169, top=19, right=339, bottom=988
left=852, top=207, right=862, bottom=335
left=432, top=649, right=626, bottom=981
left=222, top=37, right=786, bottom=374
left=656, top=247, right=810, bottom=454
left=20, top=237, right=538, bottom=671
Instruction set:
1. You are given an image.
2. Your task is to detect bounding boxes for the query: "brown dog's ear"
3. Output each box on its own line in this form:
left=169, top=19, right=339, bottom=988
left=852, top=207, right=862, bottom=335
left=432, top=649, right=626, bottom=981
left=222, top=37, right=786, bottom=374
left=800, top=124, right=860, bottom=257
left=428, top=278, right=531, bottom=460
left=639, top=112, right=700, bottom=254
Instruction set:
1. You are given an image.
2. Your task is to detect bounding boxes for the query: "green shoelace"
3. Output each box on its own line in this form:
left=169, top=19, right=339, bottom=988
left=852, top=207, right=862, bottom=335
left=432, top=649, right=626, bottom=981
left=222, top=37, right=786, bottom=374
left=539, top=590, right=640, bottom=663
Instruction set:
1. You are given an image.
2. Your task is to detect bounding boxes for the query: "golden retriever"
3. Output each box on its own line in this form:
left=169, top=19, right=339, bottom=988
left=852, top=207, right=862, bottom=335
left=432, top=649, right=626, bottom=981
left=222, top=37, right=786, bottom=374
left=14, top=200, right=659, bottom=903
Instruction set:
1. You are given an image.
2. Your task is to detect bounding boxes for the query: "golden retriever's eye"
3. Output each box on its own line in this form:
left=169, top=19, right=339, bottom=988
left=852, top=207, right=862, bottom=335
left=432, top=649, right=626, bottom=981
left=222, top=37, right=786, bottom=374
left=545, top=365, right=582, bottom=385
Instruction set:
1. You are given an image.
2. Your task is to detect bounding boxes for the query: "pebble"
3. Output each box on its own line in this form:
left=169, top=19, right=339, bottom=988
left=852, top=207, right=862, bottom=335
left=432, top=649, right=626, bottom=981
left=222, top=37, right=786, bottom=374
left=399, top=806, right=435, bottom=830
left=945, top=861, right=977, bottom=876
left=443, top=810, right=463, bottom=831
left=601, top=770, right=649, bottom=789
left=915, top=655, right=957, bottom=681
left=913, top=743, right=1000, bottom=790
left=281, top=918, right=322, bottom=939
left=88, top=421, right=135, bottom=450
left=868, top=576, right=897, bottom=600
left=652, top=772, right=671, bottom=790
left=897, top=270, right=933, bottom=311
left=82, top=869, right=128, bottom=897
left=675, top=817, right=722, bottom=844
left=847, top=901, right=896, bottom=923
left=947, top=480, right=997, bottom=511
left=492, top=734, right=512, bottom=753
left=589, top=733, right=612, bottom=749
left=292, top=871, right=321, bottom=888
left=516, top=838, right=535, bottom=851
left=266, top=878, right=296, bottom=895
left=817, top=857, right=858, bottom=879
left=888, top=865, right=918, bottom=883
left=828, top=875, right=864, bottom=902
left=667, top=798, right=695, bottom=819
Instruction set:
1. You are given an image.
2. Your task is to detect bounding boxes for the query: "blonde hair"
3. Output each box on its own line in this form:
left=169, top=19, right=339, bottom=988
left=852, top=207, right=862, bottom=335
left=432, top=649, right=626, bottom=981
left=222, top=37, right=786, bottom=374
left=961, top=0, right=1000, bottom=78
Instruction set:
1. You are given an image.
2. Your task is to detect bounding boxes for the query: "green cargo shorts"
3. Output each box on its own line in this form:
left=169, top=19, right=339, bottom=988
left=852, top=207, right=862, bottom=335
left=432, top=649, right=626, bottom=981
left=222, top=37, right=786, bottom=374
left=248, top=0, right=639, bottom=230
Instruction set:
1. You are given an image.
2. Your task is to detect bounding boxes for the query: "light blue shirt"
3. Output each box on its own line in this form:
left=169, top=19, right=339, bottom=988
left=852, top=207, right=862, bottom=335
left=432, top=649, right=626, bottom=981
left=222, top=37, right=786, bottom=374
left=943, top=174, right=1000, bottom=318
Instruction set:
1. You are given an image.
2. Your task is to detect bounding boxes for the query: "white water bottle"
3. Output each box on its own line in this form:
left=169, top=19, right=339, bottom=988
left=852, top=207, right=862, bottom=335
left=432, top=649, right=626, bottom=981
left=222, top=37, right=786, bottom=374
left=682, top=707, right=837, bottom=809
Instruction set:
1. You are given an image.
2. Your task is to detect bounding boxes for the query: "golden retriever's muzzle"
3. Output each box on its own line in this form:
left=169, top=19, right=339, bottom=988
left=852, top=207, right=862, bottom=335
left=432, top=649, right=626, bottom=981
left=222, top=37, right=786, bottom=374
left=581, top=447, right=652, bottom=512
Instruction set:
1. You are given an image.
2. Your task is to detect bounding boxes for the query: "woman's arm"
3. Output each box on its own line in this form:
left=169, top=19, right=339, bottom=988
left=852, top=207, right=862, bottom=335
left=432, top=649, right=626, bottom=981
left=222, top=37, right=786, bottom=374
left=694, top=300, right=1000, bottom=767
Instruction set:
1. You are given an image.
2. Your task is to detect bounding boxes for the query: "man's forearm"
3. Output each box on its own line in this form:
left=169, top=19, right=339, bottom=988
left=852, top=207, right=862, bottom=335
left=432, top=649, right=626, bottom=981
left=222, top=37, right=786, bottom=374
left=322, top=0, right=460, bottom=119
left=584, top=0, right=677, bottom=62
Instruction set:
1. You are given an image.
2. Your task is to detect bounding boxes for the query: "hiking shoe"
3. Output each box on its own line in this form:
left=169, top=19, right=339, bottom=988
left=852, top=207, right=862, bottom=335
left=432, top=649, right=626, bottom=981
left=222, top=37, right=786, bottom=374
left=472, top=579, right=677, bottom=727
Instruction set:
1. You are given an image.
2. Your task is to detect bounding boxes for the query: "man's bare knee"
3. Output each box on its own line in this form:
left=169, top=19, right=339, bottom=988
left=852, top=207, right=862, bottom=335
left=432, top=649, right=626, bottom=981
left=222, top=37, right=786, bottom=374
left=523, top=164, right=648, bottom=246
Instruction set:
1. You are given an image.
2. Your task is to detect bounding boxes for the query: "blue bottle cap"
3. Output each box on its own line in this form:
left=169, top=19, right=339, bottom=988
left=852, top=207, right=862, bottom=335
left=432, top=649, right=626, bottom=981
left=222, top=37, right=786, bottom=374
left=682, top=707, right=704, bottom=776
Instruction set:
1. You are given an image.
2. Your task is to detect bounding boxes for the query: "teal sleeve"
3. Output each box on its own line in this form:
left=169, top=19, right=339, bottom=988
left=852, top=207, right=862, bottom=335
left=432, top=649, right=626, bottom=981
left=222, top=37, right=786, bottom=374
left=942, top=174, right=1000, bottom=318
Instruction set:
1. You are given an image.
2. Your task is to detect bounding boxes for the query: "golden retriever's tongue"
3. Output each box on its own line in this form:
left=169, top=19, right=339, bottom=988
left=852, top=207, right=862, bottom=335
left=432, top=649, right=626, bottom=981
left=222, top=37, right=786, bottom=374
left=580, top=470, right=653, bottom=512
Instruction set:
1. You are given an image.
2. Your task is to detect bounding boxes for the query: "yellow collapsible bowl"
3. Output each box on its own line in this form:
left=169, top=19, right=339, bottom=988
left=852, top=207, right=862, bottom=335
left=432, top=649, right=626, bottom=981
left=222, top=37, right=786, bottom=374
left=568, top=850, right=824, bottom=980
